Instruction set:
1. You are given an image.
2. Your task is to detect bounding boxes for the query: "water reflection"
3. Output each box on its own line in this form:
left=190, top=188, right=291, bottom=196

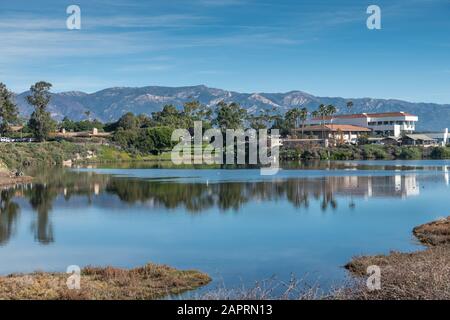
left=0, top=167, right=446, bottom=246
left=0, top=189, right=20, bottom=245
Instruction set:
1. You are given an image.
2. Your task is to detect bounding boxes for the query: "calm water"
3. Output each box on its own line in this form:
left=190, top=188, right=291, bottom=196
left=1, top=160, right=449, bottom=294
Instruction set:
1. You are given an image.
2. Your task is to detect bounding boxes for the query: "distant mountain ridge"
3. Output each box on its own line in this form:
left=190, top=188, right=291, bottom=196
left=13, top=85, right=450, bottom=131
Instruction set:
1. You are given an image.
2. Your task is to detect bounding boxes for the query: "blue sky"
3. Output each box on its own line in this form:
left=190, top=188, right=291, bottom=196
left=0, top=0, right=449, bottom=103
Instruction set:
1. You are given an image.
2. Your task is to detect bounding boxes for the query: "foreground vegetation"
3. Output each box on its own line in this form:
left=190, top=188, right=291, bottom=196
left=198, top=217, right=450, bottom=300
left=281, top=144, right=450, bottom=161
left=0, top=263, right=210, bottom=300
left=0, top=141, right=174, bottom=170
left=342, top=217, right=450, bottom=300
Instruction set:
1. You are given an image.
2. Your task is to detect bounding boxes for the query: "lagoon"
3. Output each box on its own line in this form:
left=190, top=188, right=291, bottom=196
left=0, top=160, right=449, bottom=294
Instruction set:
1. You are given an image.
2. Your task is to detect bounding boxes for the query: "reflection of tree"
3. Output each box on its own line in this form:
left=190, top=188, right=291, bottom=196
left=0, top=189, right=20, bottom=245
left=27, top=184, right=57, bottom=244
left=105, top=177, right=343, bottom=213
left=4, top=169, right=423, bottom=245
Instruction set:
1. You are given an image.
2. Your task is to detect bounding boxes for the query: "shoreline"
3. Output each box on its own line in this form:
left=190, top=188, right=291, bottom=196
left=342, top=217, right=450, bottom=299
left=0, top=171, right=33, bottom=188
left=0, top=263, right=211, bottom=300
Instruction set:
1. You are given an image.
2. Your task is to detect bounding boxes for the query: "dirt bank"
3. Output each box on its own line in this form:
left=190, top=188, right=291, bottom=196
left=343, top=217, right=450, bottom=299
left=0, top=170, right=32, bottom=187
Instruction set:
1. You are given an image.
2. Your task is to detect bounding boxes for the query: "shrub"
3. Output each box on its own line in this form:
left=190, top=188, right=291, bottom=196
left=430, top=147, right=450, bottom=159
left=362, top=145, right=388, bottom=159
left=399, top=147, right=422, bottom=160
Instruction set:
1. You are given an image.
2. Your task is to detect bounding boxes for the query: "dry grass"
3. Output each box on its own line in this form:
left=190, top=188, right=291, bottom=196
left=413, top=216, right=450, bottom=246
left=343, top=217, right=450, bottom=300
left=199, top=276, right=327, bottom=300
left=0, top=263, right=211, bottom=300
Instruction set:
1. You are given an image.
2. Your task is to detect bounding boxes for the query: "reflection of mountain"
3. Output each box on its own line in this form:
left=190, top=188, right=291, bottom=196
left=0, top=168, right=439, bottom=245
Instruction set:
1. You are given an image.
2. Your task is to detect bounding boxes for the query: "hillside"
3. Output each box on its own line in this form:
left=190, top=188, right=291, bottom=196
left=14, top=85, right=450, bottom=131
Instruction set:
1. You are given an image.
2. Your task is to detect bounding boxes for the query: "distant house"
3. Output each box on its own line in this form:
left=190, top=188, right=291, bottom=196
left=381, top=136, right=402, bottom=146
left=292, top=124, right=372, bottom=145
left=402, top=134, right=437, bottom=147
left=425, top=129, right=449, bottom=146
left=53, top=128, right=112, bottom=139
left=304, top=112, right=418, bottom=137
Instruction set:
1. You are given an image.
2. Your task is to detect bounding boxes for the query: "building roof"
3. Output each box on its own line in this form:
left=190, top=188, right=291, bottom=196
left=382, top=136, right=401, bottom=141
left=404, top=134, right=435, bottom=141
left=296, top=124, right=372, bottom=132
left=311, top=112, right=417, bottom=121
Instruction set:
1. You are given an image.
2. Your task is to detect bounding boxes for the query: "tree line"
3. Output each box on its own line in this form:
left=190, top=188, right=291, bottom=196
left=0, top=81, right=353, bottom=153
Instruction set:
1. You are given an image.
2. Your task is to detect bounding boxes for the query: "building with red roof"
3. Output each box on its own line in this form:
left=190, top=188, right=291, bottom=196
left=304, top=111, right=418, bottom=137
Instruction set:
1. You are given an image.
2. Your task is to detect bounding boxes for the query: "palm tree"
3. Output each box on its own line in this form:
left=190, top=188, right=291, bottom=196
left=298, top=107, right=308, bottom=138
left=285, top=108, right=300, bottom=137
left=326, top=104, right=337, bottom=141
left=326, top=104, right=337, bottom=118
left=317, top=104, right=328, bottom=125
left=346, top=101, right=354, bottom=114
left=314, top=104, right=329, bottom=140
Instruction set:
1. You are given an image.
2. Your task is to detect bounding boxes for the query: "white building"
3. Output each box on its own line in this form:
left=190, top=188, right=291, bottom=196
left=305, top=112, right=418, bottom=137
left=426, top=128, right=449, bottom=146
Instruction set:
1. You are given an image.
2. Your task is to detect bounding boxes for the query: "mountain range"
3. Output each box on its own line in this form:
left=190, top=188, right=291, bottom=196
left=13, top=85, right=450, bottom=131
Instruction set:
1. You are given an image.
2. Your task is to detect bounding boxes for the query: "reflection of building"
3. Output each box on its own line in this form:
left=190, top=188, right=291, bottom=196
left=426, top=128, right=449, bottom=147
left=329, top=175, right=420, bottom=199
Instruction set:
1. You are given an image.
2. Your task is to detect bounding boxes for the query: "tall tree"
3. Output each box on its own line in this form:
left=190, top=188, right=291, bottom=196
left=326, top=104, right=337, bottom=118
left=0, top=83, right=19, bottom=135
left=326, top=104, right=337, bottom=141
left=152, top=104, right=186, bottom=128
left=298, top=107, right=308, bottom=138
left=27, top=81, right=55, bottom=141
left=117, top=112, right=139, bottom=130
left=183, top=100, right=212, bottom=129
left=313, top=104, right=330, bottom=139
left=249, top=109, right=275, bottom=130
left=213, top=101, right=247, bottom=131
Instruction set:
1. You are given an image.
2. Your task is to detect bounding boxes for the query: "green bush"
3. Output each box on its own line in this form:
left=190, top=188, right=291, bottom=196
left=362, top=145, right=388, bottom=159
left=399, top=147, right=422, bottom=160
left=113, top=126, right=174, bottom=155
left=430, top=147, right=450, bottom=159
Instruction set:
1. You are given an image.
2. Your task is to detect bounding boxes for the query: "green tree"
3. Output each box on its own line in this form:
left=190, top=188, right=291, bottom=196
left=0, top=83, right=19, bottom=135
left=326, top=104, right=337, bottom=118
left=117, top=112, right=139, bottom=130
left=313, top=104, right=329, bottom=139
left=298, top=107, right=308, bottom=138
left=145, top=127, right=173, bottom=154
left=152, top=105, right=187, bottom=128
left=183, top=100, right=213, bottom=130
left=27, top=81, right=55, bottom=141
left=213, top=101, right=247, bottom=131
left=249, top=109, right=274, bottom=130
left=60, top=116, right=76, bottom=131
